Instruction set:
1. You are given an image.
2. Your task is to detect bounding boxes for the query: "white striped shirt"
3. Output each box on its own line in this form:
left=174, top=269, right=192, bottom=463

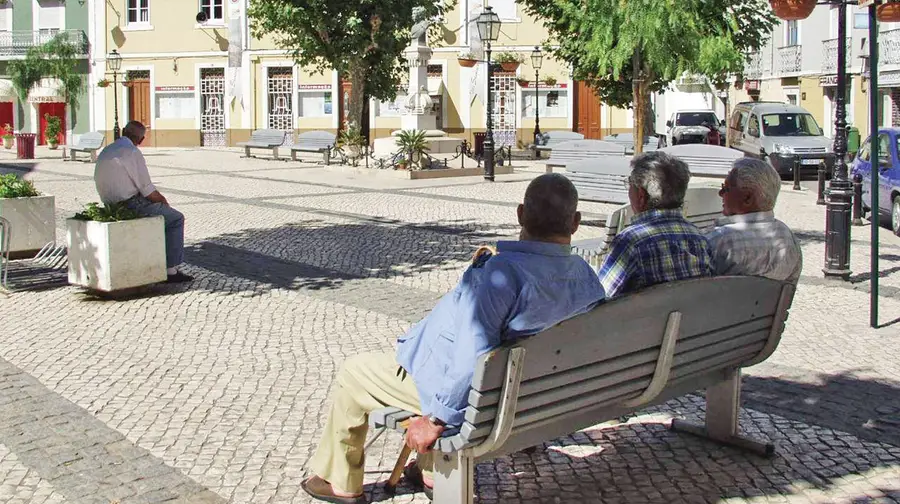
left=706, top=211, right=802, bottom=284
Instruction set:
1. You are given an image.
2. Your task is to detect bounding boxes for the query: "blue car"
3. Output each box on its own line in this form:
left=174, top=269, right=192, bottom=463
left=851, top=128, right=900, bottom=237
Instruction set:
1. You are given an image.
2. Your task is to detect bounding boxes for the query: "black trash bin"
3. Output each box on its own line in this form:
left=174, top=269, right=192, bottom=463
left=474, top=132, right=486, bottom=158
left=15, top=133, right=36, bottom=160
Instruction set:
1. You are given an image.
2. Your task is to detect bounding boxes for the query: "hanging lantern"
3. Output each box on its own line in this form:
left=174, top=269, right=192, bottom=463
left=877, top=2, right=900, bottom=22
left=769, top=0, right=816, bottom=21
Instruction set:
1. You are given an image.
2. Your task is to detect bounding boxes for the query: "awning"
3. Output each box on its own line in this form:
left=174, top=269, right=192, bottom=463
left=0, top=79, right=16, bottom=102
left=28, top=78, right=65, bottom=103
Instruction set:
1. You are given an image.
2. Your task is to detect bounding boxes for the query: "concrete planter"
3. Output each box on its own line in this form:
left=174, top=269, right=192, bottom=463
left=67, top=216, right=167, bottom=292
left=0, top=195, right=56, bottom=258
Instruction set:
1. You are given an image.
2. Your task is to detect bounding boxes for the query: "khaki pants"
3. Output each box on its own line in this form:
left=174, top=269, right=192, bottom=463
left=309, top=351, right=434, bottom=494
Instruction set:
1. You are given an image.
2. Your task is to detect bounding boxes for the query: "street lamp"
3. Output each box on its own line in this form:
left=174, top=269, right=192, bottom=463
left=476, top=7, right=501, bottom=182
left=531, top=46, right=543, bottom=142
left=107, top=49, right=123, bottom=140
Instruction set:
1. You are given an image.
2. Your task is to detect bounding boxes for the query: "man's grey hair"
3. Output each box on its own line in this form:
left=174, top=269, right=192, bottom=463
left=521, top=173, right=579, bottom=238
left=728, top=158, right=782, bottom=211
left=122, top=121, right=146, bottom=141
left=629, top=151, right=692, bottom=210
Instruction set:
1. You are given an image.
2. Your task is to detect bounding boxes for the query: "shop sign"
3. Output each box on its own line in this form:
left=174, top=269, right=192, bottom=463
left=879, top=71, right=900, bottom=88
left=156, top=86, right=195, bottom=92
left=297, top=84, right=332, bottom=90
left=819, top=75, right=838, bottom=87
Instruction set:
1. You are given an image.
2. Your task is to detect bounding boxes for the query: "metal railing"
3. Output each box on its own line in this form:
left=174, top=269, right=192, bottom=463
left=0, top=30, right=89, bottom=57
left=822, top=38, right=852, bottom=74
left=777, top=45, right=802, bottom=75
left=744, top=52, right=763, bottom=80
left=882, top=28, right=900, bottom=66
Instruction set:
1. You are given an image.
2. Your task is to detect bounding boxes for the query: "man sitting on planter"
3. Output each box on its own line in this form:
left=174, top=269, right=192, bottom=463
left=93, top=121, right=193, bottom=284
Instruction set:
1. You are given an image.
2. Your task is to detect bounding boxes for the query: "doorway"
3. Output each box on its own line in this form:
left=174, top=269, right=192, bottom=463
left=0, top=103, right=13, bottom=133
left=38, top=102, right=66, bottom=145
left=574, top=81, right=602, bottom=139
left=127, top=70, right=152, bottom=146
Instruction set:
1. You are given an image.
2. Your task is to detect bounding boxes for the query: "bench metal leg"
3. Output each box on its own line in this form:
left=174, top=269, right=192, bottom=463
left=670, top=369, right=775, bottom=457
left=90, top=151, right=97, bottom=163
left=291, top=150, right=297, bottom=162
left=243, top=146, right=251, bottom=158
left=272, top=147, right=279, bottom=160
left=545, top=165, right=553, bottom=174
left=433, top=450, right=474, bottom=504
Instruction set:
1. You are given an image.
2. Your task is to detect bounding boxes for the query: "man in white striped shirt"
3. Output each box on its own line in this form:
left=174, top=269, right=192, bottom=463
left=706, top=158, right=802, bottom=284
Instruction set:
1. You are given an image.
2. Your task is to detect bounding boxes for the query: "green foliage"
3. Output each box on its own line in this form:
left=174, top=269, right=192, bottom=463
left=8, top=34, right=85, bottom=113
left=458, top=51, right=477, bottom=60
left=248, top=0, right=455, bottom=129
left=544, top=76, right=557, bottom=86
left=0, top=174, right=40, bottom=199
left=395, top=129, right=430, bottom=169
left=72, top=202, right=139, bottom=223
left=495, top=52, right=524, bottom=64
left=338, top=124, right=367, bottom=148
left=44, top=114, right=62, bottom=143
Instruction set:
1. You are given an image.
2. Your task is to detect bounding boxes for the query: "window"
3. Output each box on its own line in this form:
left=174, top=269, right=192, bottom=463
left=127, top=0, right=150, bottom=25
left=156, top=92, right=196, bottom=120
left=878, top=134, right=892, bottom=167
left=298, top=91, right=333, bottom=117
left=38, top=0, right=65, bottom=32
left=200, top=0, right=224, bottom=23
left=761, top=113, right=822, bottom=137
left=858, top=139, right=870, bottom=161
left=676, top=112, right=719, bottom=127
left=785, top=20, right=799, bottom=46
left=0, top=4, right=10, bottom=33
left=748, top=115, right=760, bottom=137
left=853, top=12, right=869, bottom=30
left=522, top=90, right=568, bottom=118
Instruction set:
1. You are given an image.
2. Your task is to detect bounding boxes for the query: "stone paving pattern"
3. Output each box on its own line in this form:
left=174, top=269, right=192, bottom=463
left=0, top=147, right=898, bottom=503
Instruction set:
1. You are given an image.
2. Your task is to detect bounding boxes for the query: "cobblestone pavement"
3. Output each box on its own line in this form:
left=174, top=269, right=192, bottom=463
left=0, top=147, right=898, bottom=503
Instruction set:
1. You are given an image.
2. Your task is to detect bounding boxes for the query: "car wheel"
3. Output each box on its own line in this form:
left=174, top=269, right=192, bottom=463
left=893, top=196, right=900, bottom=237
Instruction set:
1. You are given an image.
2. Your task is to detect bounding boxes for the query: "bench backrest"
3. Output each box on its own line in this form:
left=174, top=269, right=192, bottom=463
left=605, top=133, right=660, bottom=154
left=563, top=157, right=631, bottom=204
left=547, top=140, right=627, bottom=163
left=658, top=144, right=743, bottom=177
left=75, top=132, right=105, bottom=150
left=296, top=130, right=336, bottom=148
left=542, top=131, right=585, bottom=147
left=249, top=129, right=288, bottom=146
left=435, top=276, right=793, bottom=458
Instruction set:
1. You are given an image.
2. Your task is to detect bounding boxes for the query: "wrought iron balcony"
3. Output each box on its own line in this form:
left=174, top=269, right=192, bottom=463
left=882, top=28, right=900, bottom=66
left=0, top=30, right=89, bottom=57
left=744, top=52, right=763, bottom=80
left=821, top=38, right=852, bottom=75
left=777, top=45, right=802, bottom=75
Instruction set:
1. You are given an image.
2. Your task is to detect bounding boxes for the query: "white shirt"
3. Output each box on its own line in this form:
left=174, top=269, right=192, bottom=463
left=94, top=137, right=157, bottom=204
left=706, top=211, right=803, bottom=284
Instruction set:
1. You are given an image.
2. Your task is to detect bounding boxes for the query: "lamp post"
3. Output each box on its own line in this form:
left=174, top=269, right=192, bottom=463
left=476, top=7, right=501, bottom=182
left=531, top=46, right=543, bottom=141
left=107, top=49, right=123, bottom=140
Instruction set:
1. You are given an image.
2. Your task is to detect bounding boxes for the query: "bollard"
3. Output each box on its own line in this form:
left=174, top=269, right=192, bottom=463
left=852, top=173, right=864, bottom=226
left=816, top=162, right=827, bottom=205
left=793, top=156, right=801, bottom=191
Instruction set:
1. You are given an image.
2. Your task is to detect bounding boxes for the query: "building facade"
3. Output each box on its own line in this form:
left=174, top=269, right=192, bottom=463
left=0, top=0, right=91, bottom=145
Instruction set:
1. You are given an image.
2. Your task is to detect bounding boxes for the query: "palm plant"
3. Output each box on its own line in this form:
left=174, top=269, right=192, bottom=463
left=395, top=129, right=430, bottom=170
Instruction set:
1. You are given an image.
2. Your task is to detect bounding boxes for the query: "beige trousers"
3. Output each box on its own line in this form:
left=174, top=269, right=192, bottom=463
left=309, top=351, right=434, bottom=494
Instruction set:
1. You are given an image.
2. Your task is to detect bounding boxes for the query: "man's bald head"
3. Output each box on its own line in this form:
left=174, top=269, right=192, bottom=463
left=517, top=173, right=581, bottom=243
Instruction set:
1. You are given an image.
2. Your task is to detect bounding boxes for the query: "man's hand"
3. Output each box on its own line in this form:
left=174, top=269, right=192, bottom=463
left=146, top=191, right=168, bottom=205
left=405, top=416, right=444, bottom=454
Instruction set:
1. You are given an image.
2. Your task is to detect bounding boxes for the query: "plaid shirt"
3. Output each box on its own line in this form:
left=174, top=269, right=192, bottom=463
left=598, top=209, right=714, bottom=298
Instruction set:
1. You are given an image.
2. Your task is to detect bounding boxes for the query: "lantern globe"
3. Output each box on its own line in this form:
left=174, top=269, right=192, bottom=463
left=531, top=46, right=543, bottom=69
left=107, top=50, right=122, bottom=72
left=476, top=7, right=501, bottom=43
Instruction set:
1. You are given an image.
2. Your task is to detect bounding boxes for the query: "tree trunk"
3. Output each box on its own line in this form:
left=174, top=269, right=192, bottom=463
left=632, top=49, right=646, bottom=155
left=346, top=62, right=368, bottom=137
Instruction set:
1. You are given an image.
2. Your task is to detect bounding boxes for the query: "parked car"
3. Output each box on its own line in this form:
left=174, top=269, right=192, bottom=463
left=850, top=128, right=900, bottom=237
left=728, top=102, right=835, bottom=176
left=658, top=109, right=726, bottom=148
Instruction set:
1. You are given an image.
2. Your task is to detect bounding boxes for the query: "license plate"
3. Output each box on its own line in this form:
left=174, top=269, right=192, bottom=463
left=801, top=158, right=824, bottom=166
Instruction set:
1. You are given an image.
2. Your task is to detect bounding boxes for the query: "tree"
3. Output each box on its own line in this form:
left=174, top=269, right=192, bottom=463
left=249, top=0, right=452, bottom=134
left=520, top=0, right=776, bottom=152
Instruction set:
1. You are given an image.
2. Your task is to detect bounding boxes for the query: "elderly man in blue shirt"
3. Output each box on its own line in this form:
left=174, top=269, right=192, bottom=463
left=302, top=174, right=605, bottom=504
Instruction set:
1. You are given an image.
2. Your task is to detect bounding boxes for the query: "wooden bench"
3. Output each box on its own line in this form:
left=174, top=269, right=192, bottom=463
left=545, top=140, right=627, bottom=173
left=62, top=132, right=105, bottom=162
left=237, top=129, right=288, bottom=160
left=604, top=133, right=660, bottom=155
left=531, top=131, right=585, bottom=159
left=571, top=186, right=722, bottom=267
left=658, top=144, right=743, bottom=177
left=370, top=276, right=795, bottom=503
left=563, top=157, right=631, bottom=205
left=290, top=131, right=336, bottom=164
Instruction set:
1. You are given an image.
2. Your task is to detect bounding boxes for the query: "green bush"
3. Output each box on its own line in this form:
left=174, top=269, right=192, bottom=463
left=72, top=202, right=139, bottom=222
left=495, top=52, right=524, bottom=64
left=44, top=114, right=62, bottom=143
left=0, top=174, right=40, bottom=198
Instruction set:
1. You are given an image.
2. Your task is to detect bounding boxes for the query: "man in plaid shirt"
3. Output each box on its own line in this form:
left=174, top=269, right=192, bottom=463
left=597, top=151, right=715, bottom=298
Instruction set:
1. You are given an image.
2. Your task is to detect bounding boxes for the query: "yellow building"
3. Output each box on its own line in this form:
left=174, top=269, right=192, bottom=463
left=96, top=0, right=632, bottom=148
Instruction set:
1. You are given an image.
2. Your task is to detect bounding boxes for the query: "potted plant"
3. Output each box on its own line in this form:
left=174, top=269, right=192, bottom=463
left=44, top=114, right=61, bottom=149
left=768, top=0, right=815, bottom=21
left=544, top=76, right=558, bottom=87
left=97, top=78, right=110, bottom=88
left=458, top=51, right=478, bottom=68
left=338, top=124, right=367, bottom=160
left=2, top=124, right=14, bottom=149
left=517, top=78, right=529, bottom=88
left=0, top=174, right=56, bottom=258
left=395, top=129, right=431, bottom=170
left=67, top=202, right=167, bottom=292
left=496, top=52, right=523, bottom=72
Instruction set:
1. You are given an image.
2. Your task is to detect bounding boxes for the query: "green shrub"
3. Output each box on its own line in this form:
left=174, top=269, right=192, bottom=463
left=495, top=52, right=523, bottom=64
left=0, top=174, right=40, bottom=198
left=72, top=202, right=139, bottom=222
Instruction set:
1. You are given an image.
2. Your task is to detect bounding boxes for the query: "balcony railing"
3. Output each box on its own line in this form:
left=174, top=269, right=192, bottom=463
left=821, top=38, right=852, bottom=74
left=0, top=30, right=89, bottom=57
left=744, top=52, right=763, bottom=80
left=882, top=29, right=900, bottom=66
left=777, top=45, right=802, bottom=75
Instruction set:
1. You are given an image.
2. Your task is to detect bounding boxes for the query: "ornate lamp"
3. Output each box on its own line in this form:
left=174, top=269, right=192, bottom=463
left=476, top=7, right=501, bottom=181
left=107, top=50, right=123, bottom=140
left=531, top=46, right=543, bottom=142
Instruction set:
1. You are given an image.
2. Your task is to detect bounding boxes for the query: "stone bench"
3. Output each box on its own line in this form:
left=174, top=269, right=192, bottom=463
left=545, top=140, right=627, bottom=173
left=62, top=132, right=105, bottom=162
left=531, top=131, right=585, bottom=159
left=290, top=131, right=336, bottom=164
left=563, top=156, right=631, bottom=204
left=371, top=276, right=795, bottom=503
left=605, top=133, right=660, bottom=155
left=237, top=129, right=288, bottom=160
left=658, top=144, right=744, bottom=177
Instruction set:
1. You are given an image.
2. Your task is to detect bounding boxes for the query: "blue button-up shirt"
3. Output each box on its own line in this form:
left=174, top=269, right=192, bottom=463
left=396, top=240, right=604, bottom=426
left=597, top=209, right=714, bottom=298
